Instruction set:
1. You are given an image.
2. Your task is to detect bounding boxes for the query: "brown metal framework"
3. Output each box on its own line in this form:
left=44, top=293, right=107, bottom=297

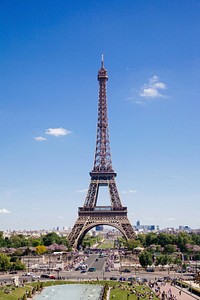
left=68, top=57, right=135, bottom=248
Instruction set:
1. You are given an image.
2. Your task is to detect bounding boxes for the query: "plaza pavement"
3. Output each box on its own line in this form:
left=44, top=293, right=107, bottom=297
left=153, top=282, right=200, bottom=300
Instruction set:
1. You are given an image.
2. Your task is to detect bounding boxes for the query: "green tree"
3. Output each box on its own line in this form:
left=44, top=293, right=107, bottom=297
left=13, top=249, right=23, bottom=257
left=30, top=238, right=42, bottom=247
left=173, top=257, right=182, bottom=266
left=191, top=233, right=200, bottom=246
left=145, top=233, right=157, bottom=247
left=0, top=231, right=4, bottom=247
left=157, top=233, right=175, bottom=247
left=42, top=232, right=60, bottom=246
left=124, top=239, right=142, bottom=250
left=22, top=294, right=27, bottom=300
left=12, top=259, right=26, bottom=270
left=0, top=253, right=11, bottom=271
left=156, top=254, right=172, bottom=267
left=136, top=234, right=146, bottom=247
left=22, top=247, right=34, bottom=256
left=9, top=234, right=30, bottom=248
left=163, top=244, right=176, bottom=254
left=176, top=232, right=191, bottom=252
left=139, top=250, right=153, bottom=268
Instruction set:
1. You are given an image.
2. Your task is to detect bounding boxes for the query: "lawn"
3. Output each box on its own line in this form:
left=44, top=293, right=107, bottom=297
left=97, top=241, right=114, bottom=249
left=0, top=285, right=32, bottom=300
left=109, top=283, right=159, bottom=300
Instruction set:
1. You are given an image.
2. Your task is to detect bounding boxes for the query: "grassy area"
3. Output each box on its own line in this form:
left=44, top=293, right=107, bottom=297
left=0, top=285, right=32, bottom=300
left=97, top=240, right=114, bottom=249
left=109, top=283, right=159, bottom=300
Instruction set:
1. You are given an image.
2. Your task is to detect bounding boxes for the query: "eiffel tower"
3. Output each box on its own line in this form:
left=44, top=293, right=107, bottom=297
left=68, top=56, right=135, bottom=248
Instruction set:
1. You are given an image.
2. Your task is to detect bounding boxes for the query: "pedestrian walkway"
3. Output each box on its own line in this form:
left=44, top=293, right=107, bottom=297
left=154, top=282, right=200, bottom=300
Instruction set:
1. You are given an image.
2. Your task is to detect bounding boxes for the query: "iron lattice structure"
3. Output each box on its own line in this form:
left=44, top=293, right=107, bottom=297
left=68, top=58, right=135, bottom=248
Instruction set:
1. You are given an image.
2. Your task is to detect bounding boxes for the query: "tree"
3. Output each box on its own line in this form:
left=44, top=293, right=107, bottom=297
left=176, top=232, right=191, bottom=252
left=173, top=257, right=182, bottom=266
left=156, top=254, right=172, bottom=267
left=0, top=253, right=11, bottom=271
left=145, top=233, right=157, bottom=247
left=42, top=232, right=60, bottom=246
left=12, top=259, right=26, bottom=270
left=35, top=245, right=47, bottom=255
left=22, top=294, right=27, bottom=300
left=191, top=233, right=200, bottom=246
left=139, top=250, right=153, bottom=268
left=136, top=234, right=146, bottom=247
left=157, top=233, right=175, bottom=247
left=163, top=244, right=176, bottom=254
left=0, top=231, right=4, bottom=247
left=125, top=239, right=142, bottom=250
left=31, top=238, right=42, bottom=247
left=13, top=249, right=23, bottom=257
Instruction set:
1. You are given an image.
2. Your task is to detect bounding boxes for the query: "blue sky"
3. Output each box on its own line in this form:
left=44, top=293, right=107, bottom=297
left=0, top=0, right=200, bottom=231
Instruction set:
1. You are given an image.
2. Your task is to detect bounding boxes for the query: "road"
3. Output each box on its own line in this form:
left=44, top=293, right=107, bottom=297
left=0, top=254, right=197, bottom=289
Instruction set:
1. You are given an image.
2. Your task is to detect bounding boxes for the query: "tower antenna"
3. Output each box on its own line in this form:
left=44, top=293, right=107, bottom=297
left=101, top=53, right=104, bottom=68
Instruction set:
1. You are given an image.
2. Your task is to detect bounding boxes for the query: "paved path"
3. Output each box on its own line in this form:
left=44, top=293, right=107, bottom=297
left=153, top=282, right=200, bottom=300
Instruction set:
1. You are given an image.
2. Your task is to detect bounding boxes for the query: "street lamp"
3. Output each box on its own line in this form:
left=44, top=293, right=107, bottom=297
left=57, top=269, right=60, bottom=280
left=102, top=268, right=105, bottom=280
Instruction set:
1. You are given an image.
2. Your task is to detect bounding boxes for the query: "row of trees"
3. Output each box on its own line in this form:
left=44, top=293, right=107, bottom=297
left=138, top=250, right=183, bottom=268
left=2, top=230, right=200, bottom=252
left=122, top=232, right=200, bottom=255
left=0, top=253, right=25, bottom=272
left=0, top=231, right=71, bottom=249
left=82, top=235, right=102, bottom=248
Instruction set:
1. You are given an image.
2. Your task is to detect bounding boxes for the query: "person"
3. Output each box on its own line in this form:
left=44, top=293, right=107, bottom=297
left=179, top=290, right=181, bottom=295
left=161, top=291, right=165, bottom=300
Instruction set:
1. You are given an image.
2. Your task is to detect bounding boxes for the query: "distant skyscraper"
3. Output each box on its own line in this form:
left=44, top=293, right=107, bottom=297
left=96, top=225, right=104, bottom=231
left=136, top=220, right=140, bottom=227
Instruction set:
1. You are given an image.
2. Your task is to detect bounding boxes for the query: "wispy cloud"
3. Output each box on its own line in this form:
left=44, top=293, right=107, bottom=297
left=0, top=208, right=11, bottom=214
left=76, top=189, right=88, bottom=193
left=140, top=75, right=167, bottom=98
left=34, top=136, right=47, bottom=142
left=121, top=189, right=137, bottom=194
left=127, top=75, right=167, bottom=105
left=45, top=127, right=72, bottom=137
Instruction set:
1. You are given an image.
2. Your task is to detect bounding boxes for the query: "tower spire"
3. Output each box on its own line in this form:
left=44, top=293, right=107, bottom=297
left=101, top=53, right=104, bottom=68
left=92, top=55, right=113, bottom=173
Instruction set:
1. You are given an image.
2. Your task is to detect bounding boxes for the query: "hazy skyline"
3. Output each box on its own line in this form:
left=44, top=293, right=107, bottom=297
left=0, top=1, right=200, bottom=230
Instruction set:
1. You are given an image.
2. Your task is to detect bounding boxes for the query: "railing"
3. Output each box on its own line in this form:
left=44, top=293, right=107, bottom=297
left=79, top=206, right=127, bottom=212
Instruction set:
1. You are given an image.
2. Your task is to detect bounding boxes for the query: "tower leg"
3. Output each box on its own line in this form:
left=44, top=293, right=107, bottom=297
left=68, top=215, right=135, bottom=249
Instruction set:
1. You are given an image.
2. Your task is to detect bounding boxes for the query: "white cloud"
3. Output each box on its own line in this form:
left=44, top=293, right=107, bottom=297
left=45, top=127, right=72, bottom=137
left=76, top=189, right=88, bottom=194
left=140, top=88, right=161, bottom=98
left=0, top=208, right=11, bottom=214
left=149, top=75, right=159, bottom=84
left=140, top=75, right=167, bottom=99
left=127, top=75, right=168, bottom=105
left=34, top=136, right=47, bottom=141
left=121, top=189, right=137, bottom=194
